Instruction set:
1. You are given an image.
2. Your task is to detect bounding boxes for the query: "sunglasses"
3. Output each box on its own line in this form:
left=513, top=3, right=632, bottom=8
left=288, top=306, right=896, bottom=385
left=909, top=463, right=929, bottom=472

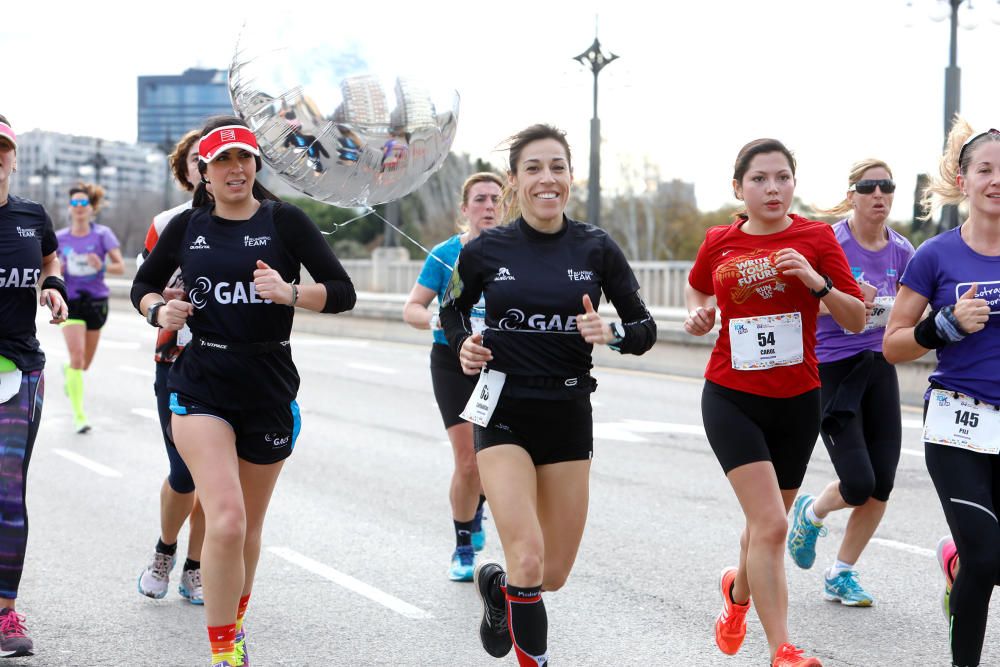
left=69, top=198, right=90, bottom=207
left=851, top=179, right=896, bottom=195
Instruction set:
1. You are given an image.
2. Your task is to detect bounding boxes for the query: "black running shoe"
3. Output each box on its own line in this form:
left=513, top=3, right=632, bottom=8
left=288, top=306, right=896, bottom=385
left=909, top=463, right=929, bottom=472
left=474, top=560, right=512, bottom=657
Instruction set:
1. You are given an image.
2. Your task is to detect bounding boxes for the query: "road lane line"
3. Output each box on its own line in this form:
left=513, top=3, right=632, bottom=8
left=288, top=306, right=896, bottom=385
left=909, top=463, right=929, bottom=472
left=131, top=408, right=159, bottom=421
left=52, top=449, right=123, bottom=478
left=267, top=547, right=432, bottom=620
left=120, top=365, right=155, bottom=378
left=902, top=448, right=925, bottom=458
left=100, top=340, right=141, bottom=350
left=870, top=537, right=934, bottom=558
left=347, top=362, right=397, bottom=375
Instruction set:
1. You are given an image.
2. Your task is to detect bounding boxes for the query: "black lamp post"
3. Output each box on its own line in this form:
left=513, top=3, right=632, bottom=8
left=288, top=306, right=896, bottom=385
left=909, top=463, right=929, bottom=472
left=574, top=33, right=618, bottom=227
left=88, top=139, right=109, bottom=186
left=33, top=164, right=55, bottom=211
left=940, top=0, right=963, bottom=232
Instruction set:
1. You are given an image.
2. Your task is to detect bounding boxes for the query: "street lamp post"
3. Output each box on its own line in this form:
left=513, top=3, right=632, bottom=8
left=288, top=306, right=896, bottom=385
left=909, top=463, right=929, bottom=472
left=33, top=164, right=55, bottom=211
left=574, top=33, right=618, bottom=227
left=940, top=0, right=962, bottom=231
left=88, top=139, right=109, bottom=187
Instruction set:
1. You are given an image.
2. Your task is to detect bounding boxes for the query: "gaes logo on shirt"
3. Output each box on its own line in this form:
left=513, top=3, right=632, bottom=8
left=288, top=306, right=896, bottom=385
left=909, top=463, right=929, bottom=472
left=186, top=276, right=273, bottom=308
left=0, top=267, right=40, bottom=288
left=498, top=308, right=578, bottom=332
left=189, top=235, right=210, bottom=250
left=265, top=432, right=291, bottom=448
left=16, top=227, right=35, bottom=238
left=495, top=267, right=516, bottom=281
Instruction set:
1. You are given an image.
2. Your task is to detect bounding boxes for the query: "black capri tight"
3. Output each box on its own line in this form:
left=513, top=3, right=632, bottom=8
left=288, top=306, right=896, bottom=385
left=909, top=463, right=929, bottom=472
left=925, top=437, right=1000, bottom=667
left=818, top=351, right=902, bottom=506
left=702, top=380, right=821, bottom=490
left=155, top=362, right=195, bottom=494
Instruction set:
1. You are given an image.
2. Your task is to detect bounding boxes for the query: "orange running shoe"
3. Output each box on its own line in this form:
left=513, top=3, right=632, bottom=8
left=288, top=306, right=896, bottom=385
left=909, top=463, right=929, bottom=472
left=772, top=642, right=823, bottom=666
left=714, top=567, right=750, bottom=655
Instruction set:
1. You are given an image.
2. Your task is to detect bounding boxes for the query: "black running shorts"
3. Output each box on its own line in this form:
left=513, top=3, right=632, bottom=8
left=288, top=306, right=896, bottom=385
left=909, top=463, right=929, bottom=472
left=701, top=380, right=820, bottom=490
left=66, top=295, right=109, bottom=331
left=168, top=391, right=301, bottom=465
left=429, top=343, right=477, bottom=429
left=474, top=395, right=593, bottom=465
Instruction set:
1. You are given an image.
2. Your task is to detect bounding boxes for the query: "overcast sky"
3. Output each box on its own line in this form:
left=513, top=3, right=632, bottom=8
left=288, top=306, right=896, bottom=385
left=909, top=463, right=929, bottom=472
left=4, top=0, right=1000, bottom=221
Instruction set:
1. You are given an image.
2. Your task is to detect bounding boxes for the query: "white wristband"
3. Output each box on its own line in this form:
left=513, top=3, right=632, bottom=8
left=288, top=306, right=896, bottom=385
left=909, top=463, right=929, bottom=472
left=429, top=312, right=440, bottom=330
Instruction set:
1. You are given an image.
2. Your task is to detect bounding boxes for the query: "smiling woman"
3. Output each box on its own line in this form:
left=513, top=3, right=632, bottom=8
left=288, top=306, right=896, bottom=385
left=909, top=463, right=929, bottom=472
left=438, top=123, right=657, bottom=665
left=130, top=115, right=356, bottom=666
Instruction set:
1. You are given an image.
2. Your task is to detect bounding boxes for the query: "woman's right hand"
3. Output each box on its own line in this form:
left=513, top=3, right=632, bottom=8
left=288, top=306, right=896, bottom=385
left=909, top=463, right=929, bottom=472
left=158, top=300, right=195, bottom=331
left=953, top=282, right=990, bottom=334
left=684, top=306, right=716, bottom=336
left=459, top=333, right=492, bottom=375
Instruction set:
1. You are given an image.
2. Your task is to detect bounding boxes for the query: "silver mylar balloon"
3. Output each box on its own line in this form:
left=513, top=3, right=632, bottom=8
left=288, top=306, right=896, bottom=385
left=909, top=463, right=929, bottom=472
left=229, top=30, right=459, bottom=208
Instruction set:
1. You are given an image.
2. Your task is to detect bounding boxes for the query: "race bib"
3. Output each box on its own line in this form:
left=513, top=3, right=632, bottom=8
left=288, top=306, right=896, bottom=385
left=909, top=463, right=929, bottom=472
left=924, top=389, right=1000, bottom=455
left=460, top=369, right=506, bottom=427
left=66, top=252, right=98, bottom=277
left=177, top=325, right=193, bottom=347
left=471, top=301, right=487, bottom=336
left=729, top=312, right=803, bottom=371
left=845, top=296, right=894, bottom=335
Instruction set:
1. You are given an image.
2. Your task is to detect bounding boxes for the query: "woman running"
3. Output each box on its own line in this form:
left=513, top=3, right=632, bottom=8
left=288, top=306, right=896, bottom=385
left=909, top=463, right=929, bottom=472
left=0, top=113, right=69, bottom=657
left=402, top=172, right=501, bottom=581
left=440, top=124, right=656, bottom=665
left=685, top=138, right=865, bottom=667
left=786, top=160, right=914, bottom=606
left=884, top=120, right=1000, bottom=667
left=136, top=129, right=206, bottom=606
left=131, top=116, right=356, bottom=666
left=56, top=181, right=124, bottom=433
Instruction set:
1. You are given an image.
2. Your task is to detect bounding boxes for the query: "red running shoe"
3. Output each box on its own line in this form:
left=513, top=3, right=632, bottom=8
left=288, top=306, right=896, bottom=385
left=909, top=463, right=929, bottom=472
left=714, top=567, right=750, bottom=655
left=772, top=642, right=822, bottom=666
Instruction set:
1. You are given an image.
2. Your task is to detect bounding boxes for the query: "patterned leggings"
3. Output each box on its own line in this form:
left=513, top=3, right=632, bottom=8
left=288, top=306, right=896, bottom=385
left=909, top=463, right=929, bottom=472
left=0, top=370, right=43, bottom=600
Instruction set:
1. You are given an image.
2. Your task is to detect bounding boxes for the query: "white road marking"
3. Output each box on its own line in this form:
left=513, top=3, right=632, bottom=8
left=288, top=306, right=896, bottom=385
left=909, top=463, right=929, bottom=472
left=594, top=420, right=707, bottom=442
left=870, top=537, right=935, bottom=558
left=131, top=408, right=159, bottom=421
left=52, top=449, right=122, bottom=478
left=347, top=362, right=396, bottom=375
left=902, top=448, right=925, bottom=458
left=902, top=418, right=923, bottom=429
left=120, top=365, right=155, bottom=378
left=267, top=547, right=432, bottom=619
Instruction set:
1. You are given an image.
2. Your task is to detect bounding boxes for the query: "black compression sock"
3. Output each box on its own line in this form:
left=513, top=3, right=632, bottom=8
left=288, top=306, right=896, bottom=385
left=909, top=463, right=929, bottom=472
left=506, top=584, right=548, bottom=664
left=184, top=558, right=200, bottom=572
left=454, top=519, right=474, bottom=548
left=156, top=539, right=178, bottom=556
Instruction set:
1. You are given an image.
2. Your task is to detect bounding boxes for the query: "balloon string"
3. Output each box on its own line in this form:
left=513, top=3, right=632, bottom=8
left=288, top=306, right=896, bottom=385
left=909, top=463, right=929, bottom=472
left=320, top=206, right=454, bottom=272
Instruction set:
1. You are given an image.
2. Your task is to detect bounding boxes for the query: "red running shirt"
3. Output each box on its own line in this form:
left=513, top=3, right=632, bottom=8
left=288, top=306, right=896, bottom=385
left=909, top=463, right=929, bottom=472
left=688, top=215, right=863, bottom=397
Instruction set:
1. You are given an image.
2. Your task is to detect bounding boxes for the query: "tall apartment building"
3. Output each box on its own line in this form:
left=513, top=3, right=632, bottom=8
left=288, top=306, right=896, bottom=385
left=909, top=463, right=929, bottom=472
left=137, top=68, right=232, bottom=146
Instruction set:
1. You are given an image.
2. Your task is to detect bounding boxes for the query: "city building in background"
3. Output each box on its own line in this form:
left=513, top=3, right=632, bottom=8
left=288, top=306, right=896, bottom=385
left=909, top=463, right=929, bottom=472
left=137, top=68, right=232, bottom=146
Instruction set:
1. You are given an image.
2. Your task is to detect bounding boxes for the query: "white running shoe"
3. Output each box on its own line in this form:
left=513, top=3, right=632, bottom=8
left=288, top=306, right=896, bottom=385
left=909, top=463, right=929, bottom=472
left=137, top=551, right=175, bottom=599
left=179, top=567, right=204, bottom=605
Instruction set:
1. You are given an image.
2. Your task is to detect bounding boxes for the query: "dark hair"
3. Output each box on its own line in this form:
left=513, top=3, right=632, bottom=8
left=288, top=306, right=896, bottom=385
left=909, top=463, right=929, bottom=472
left=732, top=138, right=796, bottom=221
left=69, top=181, right=106, bottom=214
left=498, top=124, right=572, bottom=223
left=170, top=129, right=202, bottom=192
left=193, top=115, right=279, bottom=208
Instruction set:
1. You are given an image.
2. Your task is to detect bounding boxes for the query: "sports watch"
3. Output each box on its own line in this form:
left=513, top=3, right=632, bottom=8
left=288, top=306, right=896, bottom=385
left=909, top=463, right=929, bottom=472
left=810, top=275, right=833, bottom=299
left=146, top=301, right=166, bottom=328
left=609, top=321, right=626, bottom=347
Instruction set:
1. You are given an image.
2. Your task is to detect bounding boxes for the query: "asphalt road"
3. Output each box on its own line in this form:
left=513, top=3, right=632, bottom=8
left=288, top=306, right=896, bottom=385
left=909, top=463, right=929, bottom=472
left=9, top=303, right=989, bottom=666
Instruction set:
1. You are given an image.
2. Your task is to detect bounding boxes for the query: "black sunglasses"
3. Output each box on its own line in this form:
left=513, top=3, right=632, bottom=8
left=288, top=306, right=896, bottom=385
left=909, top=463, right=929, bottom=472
left=851, top=179, right=895, bottom=195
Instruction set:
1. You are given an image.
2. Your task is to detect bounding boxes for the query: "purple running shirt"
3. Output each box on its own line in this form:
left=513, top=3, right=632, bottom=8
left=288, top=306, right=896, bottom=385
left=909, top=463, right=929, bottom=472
left=55, top=223, right=120, bottom=300
left=901, top=226, right=1000, bottom=405
left=816, top=220, right=914, bottom=363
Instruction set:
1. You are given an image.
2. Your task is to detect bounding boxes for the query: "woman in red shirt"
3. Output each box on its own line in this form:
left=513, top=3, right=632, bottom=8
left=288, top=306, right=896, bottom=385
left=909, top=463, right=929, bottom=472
left=685, top=138, right=865, bottom=667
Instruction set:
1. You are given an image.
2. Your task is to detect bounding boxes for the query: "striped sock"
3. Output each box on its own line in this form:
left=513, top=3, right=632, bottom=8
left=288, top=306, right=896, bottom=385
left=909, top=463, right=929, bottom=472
left=506, top=584, right=548, bottom=666
left=208, top=623, right=236, bottom=665
left=236, top=594, right=251, bottom=634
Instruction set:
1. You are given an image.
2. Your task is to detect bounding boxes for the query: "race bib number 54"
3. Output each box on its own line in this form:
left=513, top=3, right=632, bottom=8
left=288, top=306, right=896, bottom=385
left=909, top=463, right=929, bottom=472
left=729, top=312, right=803, bottom=371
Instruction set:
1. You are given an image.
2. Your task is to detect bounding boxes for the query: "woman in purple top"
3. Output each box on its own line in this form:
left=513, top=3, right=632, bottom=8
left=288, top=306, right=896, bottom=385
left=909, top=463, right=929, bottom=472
left=884, top=120, right=1000, bottom=667
left=56, top=182, right=124, bottom=433
left=786, top=159, right=914, bottom=606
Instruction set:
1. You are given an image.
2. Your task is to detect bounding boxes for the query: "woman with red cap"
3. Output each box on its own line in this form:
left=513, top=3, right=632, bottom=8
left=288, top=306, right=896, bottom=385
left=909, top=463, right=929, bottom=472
left=132, top=115, right=356, bottom=666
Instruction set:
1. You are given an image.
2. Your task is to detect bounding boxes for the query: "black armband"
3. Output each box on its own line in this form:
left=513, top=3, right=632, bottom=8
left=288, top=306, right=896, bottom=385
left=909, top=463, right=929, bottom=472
left=913, top=307, right=952, bottom=350
left=41, top=276, right=68, bottom=302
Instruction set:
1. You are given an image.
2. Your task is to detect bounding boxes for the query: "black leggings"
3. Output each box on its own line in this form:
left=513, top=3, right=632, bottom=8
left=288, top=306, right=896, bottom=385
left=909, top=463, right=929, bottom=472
left=818, top=352, right=902, bottom=505
left=155, top=362, right=195, bottom=494
left=925, top=436, right=1000, bottom=667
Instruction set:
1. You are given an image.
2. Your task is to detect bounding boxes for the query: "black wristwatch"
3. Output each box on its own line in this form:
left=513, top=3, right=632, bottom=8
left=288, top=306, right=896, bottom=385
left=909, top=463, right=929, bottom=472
left=146, top=301, right=166, bottom=328
left=608, top=321, right=626, bottom=348
left=810, top=275, right=833, bottom=298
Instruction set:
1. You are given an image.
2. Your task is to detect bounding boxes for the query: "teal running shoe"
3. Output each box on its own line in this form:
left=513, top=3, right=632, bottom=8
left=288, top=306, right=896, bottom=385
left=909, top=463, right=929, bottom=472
left=448, top=545, right=475, bottom=582
left=787, top=494, right=827, bottom=569
left=823, top=568, right=874, bottom=607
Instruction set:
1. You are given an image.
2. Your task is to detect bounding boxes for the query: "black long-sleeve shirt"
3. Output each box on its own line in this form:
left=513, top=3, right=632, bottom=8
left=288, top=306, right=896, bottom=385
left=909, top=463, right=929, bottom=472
left=131, top=200, right=355, bottom=407
left=439, top=216, right=656, bottom=399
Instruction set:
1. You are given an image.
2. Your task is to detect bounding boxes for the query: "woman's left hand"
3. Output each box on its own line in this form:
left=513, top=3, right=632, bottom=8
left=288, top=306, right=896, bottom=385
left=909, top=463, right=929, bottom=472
left=253, top=260, right=295, bottom=306
left=577, top=294, right=612, bottom=344
left=774, top=248, right=824, bottom=292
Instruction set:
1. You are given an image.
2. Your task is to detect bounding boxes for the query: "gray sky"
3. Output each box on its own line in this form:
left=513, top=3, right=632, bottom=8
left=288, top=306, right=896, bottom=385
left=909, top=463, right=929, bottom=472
left=4, top=0, right=999, bottom=220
